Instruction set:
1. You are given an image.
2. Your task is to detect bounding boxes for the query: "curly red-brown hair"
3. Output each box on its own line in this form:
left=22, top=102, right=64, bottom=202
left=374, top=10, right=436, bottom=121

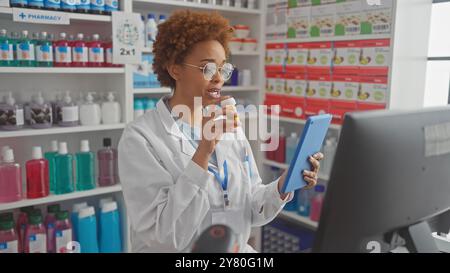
left=153, top=10, right=234, bottom=89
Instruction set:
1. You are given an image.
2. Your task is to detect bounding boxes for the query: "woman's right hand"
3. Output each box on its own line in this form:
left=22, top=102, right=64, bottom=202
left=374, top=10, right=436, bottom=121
left=193, top=96, right=239, bottom=169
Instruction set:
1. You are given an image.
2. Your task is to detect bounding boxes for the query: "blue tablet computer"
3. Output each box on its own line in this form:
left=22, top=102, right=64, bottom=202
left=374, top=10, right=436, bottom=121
left=281, top=114, right=332, bottom=193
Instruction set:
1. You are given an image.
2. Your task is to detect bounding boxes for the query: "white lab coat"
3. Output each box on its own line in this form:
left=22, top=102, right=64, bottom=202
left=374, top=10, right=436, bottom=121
left=118, top=97, right=293, bottom=253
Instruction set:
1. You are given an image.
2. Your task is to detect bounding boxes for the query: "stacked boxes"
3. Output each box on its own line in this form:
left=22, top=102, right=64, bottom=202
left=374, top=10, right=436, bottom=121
left=265, top=39, right=390, bottom=124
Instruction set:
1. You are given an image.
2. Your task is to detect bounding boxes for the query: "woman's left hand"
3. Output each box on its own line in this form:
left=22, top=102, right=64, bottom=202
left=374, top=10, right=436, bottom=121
left=302, top=152, right=324, bottom=190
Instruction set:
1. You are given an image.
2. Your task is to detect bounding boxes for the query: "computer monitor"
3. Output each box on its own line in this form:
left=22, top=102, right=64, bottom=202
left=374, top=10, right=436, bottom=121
left=313, top=106, right=450, bottom=253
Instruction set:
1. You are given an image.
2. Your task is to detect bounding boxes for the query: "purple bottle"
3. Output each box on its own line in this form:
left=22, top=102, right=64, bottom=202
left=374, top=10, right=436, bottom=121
left=97, top=138, right=119, bottom=187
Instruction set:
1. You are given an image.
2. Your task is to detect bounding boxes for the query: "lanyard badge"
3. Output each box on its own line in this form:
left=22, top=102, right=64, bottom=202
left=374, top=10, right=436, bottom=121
left=208, top=160, right=229, bottom=208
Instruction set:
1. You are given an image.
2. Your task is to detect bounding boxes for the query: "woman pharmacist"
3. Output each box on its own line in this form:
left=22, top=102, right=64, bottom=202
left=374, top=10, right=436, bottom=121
left=118, top=10, right=323, bottom=253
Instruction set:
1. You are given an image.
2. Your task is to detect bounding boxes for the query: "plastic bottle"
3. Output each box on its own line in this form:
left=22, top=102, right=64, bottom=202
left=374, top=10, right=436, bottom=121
left=104, top=0, right=118, bottom=15
left=320, top=138, right=337, bottom=178
left=24, top=209, right=47, bottom=253
left=0, top=220, right=19, bottom=253
left=79, top=92, right=101, bottom=126
left=17, top=30, right=35, bottom=67
left=26, top=146, right=49, bottom=199
left=144, top=98, right=155, bottom=113
left=72, top=33, right=88, bottom=67
left=297, top=188, right=311, bottom=217
left=16, top=206, right=33, bottom=252
left=54, top=32, right=72, bottom=67
left=52, top=93, right=62, bottom=125
left=98, top=138, right=119, bottom=187
left=55, top=210, right=73, bottom=253
left=285, top=132, right=298, bottom=164
left=59, top=91, right=79, bottom=127
left=99, top=201, right=121, bottom=253
left=0, top=29, right=14, bottom=67
left=0, top=146, right=10, bottom=163
left=10, top=32, right=19, bottom=67
left=0, top=149, right=22, bottom=203
left=71, top=202, right=88, bottom=241
left=0, top=212, right=13, bottom=223
left=54, top=142, right=74, bottom=194
left=44, top=140, right=58, bottom=194
left=145, top=14, right=157, bottom=50
left=104, top=37, right=119, bottom=67
left=101, top=92, right=121, bottom=124
left=29, top=92, right=52, bottom=128
left=10, top=0, right=28, bottom=8
left=61, top=0, right=77, bottom=12
left=90, top=0, right=105, bottom=15
left=44, top=0, right=61, bottom=10
left=88, top=34, right=104, bottom=67
left=0, top=92, right=24, bottom=130
left=75, top=140, right=96, bottom=191
left=77, top=206, right=99, bottom=253
left=275, top=128, right=286, bottom=163
left=36, top=32, right=53, bottom=67
left=310, top=185, right=325, bottom=222
left=133, top=99, right=144, bottom=120
left=45, top=204, right=60, bottom=253
left=28, top=0, right=44, bottom=9
left=158, top=14, right=166, bottom=25
left=77, top=0, right=91, bottom=13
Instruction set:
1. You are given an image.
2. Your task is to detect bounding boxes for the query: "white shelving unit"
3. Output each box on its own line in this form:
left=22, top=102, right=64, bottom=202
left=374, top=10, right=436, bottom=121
left=263, top=0, right=433, bottom=235
left=0, top=7, right=112, bottom=22
left=278, top=211, right=318, bottom=231
left=0, top=67, right=125, bottom=74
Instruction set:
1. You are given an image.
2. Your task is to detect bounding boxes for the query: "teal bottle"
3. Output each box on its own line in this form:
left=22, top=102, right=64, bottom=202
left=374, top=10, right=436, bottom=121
left=17, top=30, right=36, bottom=67
left=0, top=29, right=13, bottom=67
left=75, top=140, right=96, bottom=191
left=44, top=140, right=58, bottom=194
left=36, top=32, right=53, bottom=67
left=10, top=32, right=19, bottom=67
left=54, top=142, right=74, bottom=195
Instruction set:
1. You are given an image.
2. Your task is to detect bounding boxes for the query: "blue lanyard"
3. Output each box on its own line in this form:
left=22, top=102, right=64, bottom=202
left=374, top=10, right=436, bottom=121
left=208, top=160, right=230, bottom=207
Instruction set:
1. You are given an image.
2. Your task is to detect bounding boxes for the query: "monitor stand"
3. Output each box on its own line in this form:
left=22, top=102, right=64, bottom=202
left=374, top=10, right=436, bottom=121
left=395, top=221, right=440, bottom=253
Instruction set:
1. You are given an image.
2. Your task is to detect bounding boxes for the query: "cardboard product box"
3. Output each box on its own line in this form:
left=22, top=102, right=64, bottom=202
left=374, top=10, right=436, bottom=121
left=266, top=72, right=286, bottom=95
left=359, top=39, right=391, bottom=76
left=265, top=93, right=286, bottom=116
left=310, top=4, right=336, bottom=38
left=330, top=75, right=359, bottom=124
left=306, top=42, right=333, bottom=74
left=335, top=0, right=362, bottom=36
left=312, top=0, right=337, bottom=5
left=266, top=0, right=289, bottom=41
left=306, top=73, right=332, bottom=101
left=333, top=40, right=361, bottom=75
left=265, top=43, right=287, bottom=73
left=287, top=6, right=311, bottom=39
left=286, top=43, right=308, bottom=73
left=0, top=0, right=10, bottom=7
left=281, top=96, right=306, bottom=119
left=288, top=0, right=312, bottom=8
left=285, top=73, right=307, bottom=97
left=361, top=0, right=393, bottom=35
left=358, top=76, right=388, bottom=108
left=133, top=54, right=160, bottom=89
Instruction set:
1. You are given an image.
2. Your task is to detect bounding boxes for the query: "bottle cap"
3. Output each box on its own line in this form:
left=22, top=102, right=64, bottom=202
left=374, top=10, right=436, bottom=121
left=60, top=32, right=66, bottom=39
left=78, top=206, right=95, bottom=219
left=72, top=202, right=88, bottom=214
left=92, top=34, right=100, bottom=40
left=0, top=29, right=6, bottom=35
left=220, top=97, right=236, bottom=107
left=0, top=212, right=13, bottom=222
left=0, top=221, right=14, bottom=231
left=31, top=146, right=43, bottom=160
left=315, top=185, right=325, bottom=193
left=34, top=92, right=45, bottom=105
left=63, top=91, right=72, bottom=104
left=56, top=210, right=69, bottom=221
left=22, top=30, right=28, bottom=36
left=159, top=15, right=166, bottom=21
left=106, top=92, right=115, bottom=102
left=50, top=140, right=58, bottom=152
left=1, top=146, right=10, bottom=160
left=99, top=197, right=113, bottom=208
left=85, top=92, right=94, bottom=103
left=77, top=33, right=84, bottom=40
left=147, top=13, right=155, bottom=19
left=40, top=31, right=47, bottom=39
left=58, top=142, right=68, bottom=155
left=47, top=204, right=60, bottom=214
left=29, top=214, right=42, bottom=225
left=101, top=201, right=118, bottom=213
left=5, top=92, right=15, bottom=106
left=103, top=138, right=112, bottom=147
left=80, top=140, right=90, bottom=153
left=3, top=149, right=14, bottom=163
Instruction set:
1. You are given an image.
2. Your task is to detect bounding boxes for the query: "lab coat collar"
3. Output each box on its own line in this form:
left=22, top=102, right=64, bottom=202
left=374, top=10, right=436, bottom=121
left=156, top=96, right=232, bottom=167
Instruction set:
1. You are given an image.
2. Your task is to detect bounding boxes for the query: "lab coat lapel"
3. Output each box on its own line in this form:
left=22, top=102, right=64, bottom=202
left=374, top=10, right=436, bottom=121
left=156, top=98, right=196, bottom=158
left=214, top=133, right=233, bottom=170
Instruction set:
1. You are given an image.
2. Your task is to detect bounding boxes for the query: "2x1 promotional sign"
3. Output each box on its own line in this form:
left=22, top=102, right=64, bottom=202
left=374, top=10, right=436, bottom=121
left=112, top=11, right=143, bottom=64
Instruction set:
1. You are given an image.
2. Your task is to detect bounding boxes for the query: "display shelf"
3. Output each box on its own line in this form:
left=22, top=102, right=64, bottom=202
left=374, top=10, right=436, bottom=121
left=0, top=185, right=123, bottom=211
left=270, top=34, right=392, bottom=44
left=222, top=86, right=260, bottom=92
left=0, top=67, right=125, bottom=74
left=0, top=124, right=126, bottom=138
left=265, top=115, right=341, bottom=130
left=278, top=211, right=318, bottom=230
left=0, top=7, right=112, bottom=23
left=133, top=87, right=172, bottom=94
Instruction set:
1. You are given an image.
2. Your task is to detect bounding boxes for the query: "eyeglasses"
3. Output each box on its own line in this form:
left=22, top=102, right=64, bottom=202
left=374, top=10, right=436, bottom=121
left=183, top=62, right=235, bottom=81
